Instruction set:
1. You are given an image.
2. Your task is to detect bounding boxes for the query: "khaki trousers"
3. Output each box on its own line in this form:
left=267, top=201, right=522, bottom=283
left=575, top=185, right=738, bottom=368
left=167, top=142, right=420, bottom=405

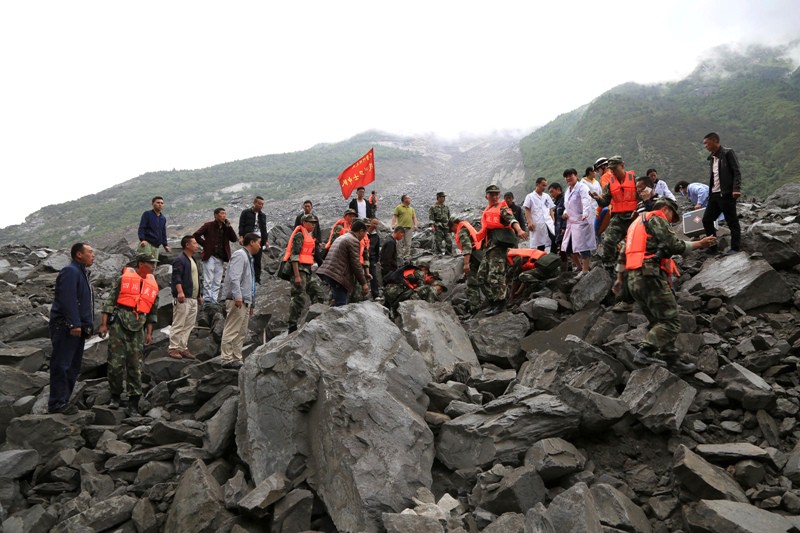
left=220, top=300, right=249, bottom=361
left=169, top=299, right=198, bottom=351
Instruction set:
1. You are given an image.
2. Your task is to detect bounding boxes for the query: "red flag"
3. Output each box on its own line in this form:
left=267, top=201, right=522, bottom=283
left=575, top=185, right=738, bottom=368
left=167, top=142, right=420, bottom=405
left=337, top=148, right=375, bottom=199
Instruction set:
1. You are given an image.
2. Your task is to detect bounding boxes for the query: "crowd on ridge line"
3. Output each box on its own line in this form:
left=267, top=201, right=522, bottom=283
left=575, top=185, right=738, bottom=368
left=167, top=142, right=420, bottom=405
left=46, top=132, right=740, bottom=414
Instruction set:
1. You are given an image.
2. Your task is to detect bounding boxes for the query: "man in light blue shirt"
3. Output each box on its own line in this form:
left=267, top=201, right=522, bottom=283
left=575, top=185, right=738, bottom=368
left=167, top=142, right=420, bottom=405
left=219, top=233, right=260, bottom=368
left=674, top=181, right=710, bottom=209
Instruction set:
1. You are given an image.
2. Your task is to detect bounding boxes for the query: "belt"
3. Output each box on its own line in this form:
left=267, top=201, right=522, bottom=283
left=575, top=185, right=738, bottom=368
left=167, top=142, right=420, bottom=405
left=226, top=298, right=250, bottom=307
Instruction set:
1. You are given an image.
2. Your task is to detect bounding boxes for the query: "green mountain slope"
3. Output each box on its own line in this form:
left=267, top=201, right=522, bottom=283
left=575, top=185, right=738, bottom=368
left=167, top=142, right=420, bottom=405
left=520, top=44, right=800, bottom=193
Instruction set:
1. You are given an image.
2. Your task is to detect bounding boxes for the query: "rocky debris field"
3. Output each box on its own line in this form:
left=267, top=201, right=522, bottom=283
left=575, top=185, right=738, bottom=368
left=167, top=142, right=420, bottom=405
left=0, top=183, right=800, bottom=532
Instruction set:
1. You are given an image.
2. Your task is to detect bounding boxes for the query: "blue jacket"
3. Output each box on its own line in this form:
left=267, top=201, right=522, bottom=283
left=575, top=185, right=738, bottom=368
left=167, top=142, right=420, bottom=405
left=138, top=210, right=168, bottom=247
left=171, top=253, right=202, bottom=298
left=51, top=260, right=93, bottom=329
left=221, top=248, right=256, bottom=304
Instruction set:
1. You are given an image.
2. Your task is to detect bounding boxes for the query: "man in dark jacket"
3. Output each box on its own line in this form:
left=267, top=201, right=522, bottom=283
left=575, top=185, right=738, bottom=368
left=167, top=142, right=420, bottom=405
left=168, top=236, right=203, bottom=359
left=238, top=196, right=269, bottom=283
left=193, top=208, right=237, bottom=304
left=49, top=242, right=95, bottom=414
left=367, top=218, right=381, bottom=298
left=349, top=186, right=376, bottom=219
left=702, top=132, right=742, bottom=254
left=138, top=196, right=170, bottom=260
left=380, top=226, right=405, bottom=280
left=317, top=220, right=370, bottom=306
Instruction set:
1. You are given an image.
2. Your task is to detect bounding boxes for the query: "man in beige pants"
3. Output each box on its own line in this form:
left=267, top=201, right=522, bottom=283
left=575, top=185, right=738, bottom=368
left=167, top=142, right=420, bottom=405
left=168, top=236, right=203, bottom=359
left=219, top=233, right=260, bottom=368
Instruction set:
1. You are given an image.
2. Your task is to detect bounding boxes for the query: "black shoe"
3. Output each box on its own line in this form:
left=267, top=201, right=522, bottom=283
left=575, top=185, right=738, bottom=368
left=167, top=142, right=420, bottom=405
left=665, top=359, right=696, bottom=376
left=702, top=247, right=719, bottom=256
left=108, top=395, right=121, bottom=409
left=127, top=396, right=142, bottom=416
left=222, top=359, right=243, bottom=369
left=633, top=346, right=667, bottom=367
left=485, top=301, right=506, bottom=317
left=49, top=404, right=79, bottom=415
left=723, top=248, right=741, bottom=256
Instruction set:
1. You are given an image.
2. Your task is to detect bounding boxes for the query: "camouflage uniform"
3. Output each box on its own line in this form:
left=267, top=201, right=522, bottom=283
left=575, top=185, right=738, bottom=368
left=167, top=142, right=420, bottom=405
left=288, top=231, right=327, bottom=329
left=476, top=205, right=518, bottom=303
left=383, top=269, right=439, bottom=311
left=348, top=235, right=371, bottom=303
left=429, top=203, right=453, bottom=255
left=102, top=274, right=159, bottom=398
left=595, top=182, right=636, bottom=270
left=456, top=226, right=483, bottom=312
left=619, top=213, right=692, bottom=357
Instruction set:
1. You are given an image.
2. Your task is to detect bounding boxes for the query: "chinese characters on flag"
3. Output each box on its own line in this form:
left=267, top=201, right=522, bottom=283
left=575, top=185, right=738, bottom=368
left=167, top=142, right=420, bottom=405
left=337, top=148, right=375, bottom=199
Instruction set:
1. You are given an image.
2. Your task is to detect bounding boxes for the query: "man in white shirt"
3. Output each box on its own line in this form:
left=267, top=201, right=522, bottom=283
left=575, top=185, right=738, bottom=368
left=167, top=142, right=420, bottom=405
left=348, top=186, right=373, bottom=219
left=646, top=169, right=676, bottom=201
left=523, top=177, right=555, bottom=251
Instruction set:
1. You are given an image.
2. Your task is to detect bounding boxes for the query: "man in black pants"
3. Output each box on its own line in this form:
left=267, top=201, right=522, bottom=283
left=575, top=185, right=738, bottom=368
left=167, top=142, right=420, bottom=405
left=702, top=132, right=742, bottom=254
left=238, top=196, right=269, bottom=283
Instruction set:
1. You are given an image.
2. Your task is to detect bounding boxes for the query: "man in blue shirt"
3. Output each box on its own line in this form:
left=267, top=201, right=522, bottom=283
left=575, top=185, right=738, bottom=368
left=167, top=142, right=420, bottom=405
left=138, top=196, right=171, bottom=260
left=674, top=180, right=710, bottom=209
left=49, top=242, right=95, bottom=414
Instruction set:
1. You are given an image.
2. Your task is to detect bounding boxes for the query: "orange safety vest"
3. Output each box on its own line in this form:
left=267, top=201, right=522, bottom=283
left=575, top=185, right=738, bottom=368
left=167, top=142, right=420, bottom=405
left=454, top=221, right=482, bottom=252
left=283, top=226, right=316, bottom=265
left=325, top=218, right=350, bottom=249
left=481, top=200, right=509, bottom=230
left=608, top=171, right=638, bottom=214
left=402, top=268, right=419, bottom=290
left=116, top=267, right=158, bottom=314
left=624, top=210, right=680, bottom=278
left=359, top=235, right=368, bottom=265
left=599, top=169, right=613, bottom=191
left=507, top=248, right=548, bottom=271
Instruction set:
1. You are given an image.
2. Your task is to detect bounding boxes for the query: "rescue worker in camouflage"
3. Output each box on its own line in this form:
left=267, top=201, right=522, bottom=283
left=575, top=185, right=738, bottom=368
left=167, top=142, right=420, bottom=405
left=285, top=214, right=327, bottom=333
left=589, top=156, right=639, bottom=272
left=98, top=253, right=159, bottom=413
left=475, top=185, right=527, bottom=316
left=428, top=192, right=453, bottom=255
left=614, top=197, right=716, bottom=375
left=449, top=216, right=483, bottom=313
left=325, top=208, right=356, bottom=250
left=383, top=264, right=445, bottom=313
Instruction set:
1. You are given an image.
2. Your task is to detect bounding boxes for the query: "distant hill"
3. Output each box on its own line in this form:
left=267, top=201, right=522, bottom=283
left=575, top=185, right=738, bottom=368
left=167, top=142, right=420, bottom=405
left=519, top=43, right=800, bottom=194
left=0, top=132, right=525, bottom=248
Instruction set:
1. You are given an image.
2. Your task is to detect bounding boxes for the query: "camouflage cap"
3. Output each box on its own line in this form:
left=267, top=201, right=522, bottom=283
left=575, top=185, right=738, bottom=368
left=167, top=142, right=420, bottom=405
left=301, top=214, right=318, bottom=223
left=343, top=208, right=357, bottom=217
left=432, top=280, right=448, bottom=292
left=607, top=155, right=624, bottom=168
left=485, top=185, right=501, bottom=194
left=136, top=252, right=158, bottom=264
left=448, top=216, right=460, bottom=226
left=653, top=197, right=680, bottom=216
left=436, top=191, right=446, bottom=198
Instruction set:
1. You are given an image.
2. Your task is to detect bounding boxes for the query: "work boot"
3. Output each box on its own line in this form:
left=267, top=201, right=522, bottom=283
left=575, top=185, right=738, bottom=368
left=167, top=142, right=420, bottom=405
left=108, top=395, right=121, bottom=409
left=127, top=395, right=142, bottom=416
left=612, top=301, right=634, bottom=313
left=633, top=345, right=667, bottom=367
left=287, top=324, right=297, bottom=333
left=485, top=300, right=506, bottom=317
left=663, top=356, right=696, bottom=376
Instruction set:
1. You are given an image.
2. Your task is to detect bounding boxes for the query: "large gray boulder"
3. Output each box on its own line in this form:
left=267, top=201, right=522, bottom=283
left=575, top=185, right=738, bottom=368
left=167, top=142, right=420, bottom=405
left=744, top=221, right=800, bottom=269
left=682, top=499, right=796, bottom=532
left=681, top=254, right=791, bottom=310
left=764, top=182, right=800, bottom=209
left=467, top=312, right=529, bottom=367
left=570, top=267, right=612, bottom=311
left=619, top=366, right=697, bottom=433
left=163, top=459, right=234, bottom=533
left=237, top=302, right=434, bottom=533
left=673, top=445, right=748, bottom=503
left=436, top=386, right=580, bottom=470
left=395, top=300, right=480, bottom=374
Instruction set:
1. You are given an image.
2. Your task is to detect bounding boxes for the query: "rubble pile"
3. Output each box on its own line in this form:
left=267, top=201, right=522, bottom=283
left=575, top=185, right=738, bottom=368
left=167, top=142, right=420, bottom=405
left=0, top=184, right=799, bottom=532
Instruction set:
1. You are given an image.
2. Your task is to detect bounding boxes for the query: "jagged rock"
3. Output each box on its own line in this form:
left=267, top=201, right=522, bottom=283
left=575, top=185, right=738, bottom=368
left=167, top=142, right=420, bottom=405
left=134, top=461, right=176, bottom=492
left=544, top=482, right=603, bottom=532
left=194, top=384, right=238, bottom=421
left=272, top=488, right=314, bottom=533
left=523, top=437, right=586, bottom=482
left=745, top=221, right=800, bottom=269
left=716, top=362, right=775, bottom=411
left=0, top=292, right=33, bottom=318
left=145, top=420, right=204, bottom=447
left=558, top=385, right=628, bottom=432
left=682, top=254, right=791, bottom=310
left=765, top=183, right=800, bottom=209
left=784, top=441, right=800, bottom=484
left=163, top=459, right=234, bottom=533
left=79, top=463, right=115, bottom=499
left=733, top=459, right=765, bottom=488
left=5, top=414, right=88, bottom=462
left=0, top=449, right=39, bottom=479
left=619, top=366, right=697, bottom=433
left=131, top=498, right=158, bottom=533
left=425, top=381, right=471, bottom=412
left=569, top=268, right=612, bottom=311
left=395, top=300, right=480, bottom=374
left=590, top=483, right=652, bottom=533
left=436, top=386, right=580, bottom=470
left=695, top=442, right=774, bottom=465
left=96, top=429, right=132, bottom=455
left=143, top=355, right=194, bottom=384
left=51, top=494, right=137, bottom=533
left=470, top=464, right=546, bottom=515
left=467, top=312, right=529, bottom=367
left=237, top=302, right=433, bottom=533
left=223, top=470, right=250, bottom=510
left=0, top=366, right=48, bottom=397
left=673, top=445, right=748, bottom=503
left=524, top=503, right=556, bottom=533
left=682, top=499, right=796, bottom=532
left=0, top=313, right=49, bottom=343
left=483, top=512, right=526, bottom=533
left=1, top=504, right=58, bottom=533
left=0, top=346, right=45, bottom=373
left=204, top=396, right=238, bottom=457
left=237, top=472, right=289, bottom=518
left=105, top=445, right=181, bottom=472
left=382, top=512, right=444, bottom=533
left=520, top=309, right=592, bottom=354
left=467, top=365, right=516, bottom=397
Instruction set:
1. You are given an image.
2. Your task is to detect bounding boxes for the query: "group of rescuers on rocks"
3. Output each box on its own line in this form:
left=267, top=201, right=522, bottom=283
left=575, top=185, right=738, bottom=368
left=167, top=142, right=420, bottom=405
left=48, top=132, right=740, bottom=415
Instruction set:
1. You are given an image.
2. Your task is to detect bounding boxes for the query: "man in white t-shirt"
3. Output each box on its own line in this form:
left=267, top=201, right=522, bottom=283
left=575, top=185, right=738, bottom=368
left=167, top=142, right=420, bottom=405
left=348, top=186, right=373, bottom=219
left=646, top=168, right=676, bottom=201
left=523, top=177, right=555, bottom=250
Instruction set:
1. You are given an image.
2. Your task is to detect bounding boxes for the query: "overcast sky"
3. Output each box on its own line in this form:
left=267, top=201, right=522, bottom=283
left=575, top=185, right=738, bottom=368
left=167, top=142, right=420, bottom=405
left=1, top=0, right=798, bottom=229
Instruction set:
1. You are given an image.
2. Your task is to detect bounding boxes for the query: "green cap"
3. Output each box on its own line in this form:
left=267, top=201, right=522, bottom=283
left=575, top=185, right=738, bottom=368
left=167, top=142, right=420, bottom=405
left=436, top=191, right=446, bottom=198
left=485, top=185, right=501, bottom=194
left=136, top=252, right=157, bottom=264
left=607, top=155, right=624, bottom=168
left=653, top=197, right=679, bottom=215
left=301, top=214, right=318, bottom=223
left=432, top=280, right=448, bottom=292
left=448, top=216, right=459, bottom=226
left=343, top=208, right=357, bottom=217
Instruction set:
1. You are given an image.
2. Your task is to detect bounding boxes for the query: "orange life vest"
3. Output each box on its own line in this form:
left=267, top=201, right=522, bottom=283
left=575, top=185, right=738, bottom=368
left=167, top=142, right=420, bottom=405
left=116, top=267, right=158, bottom=314
left=359, top=235, right=368, bottom=265
left=624, top=210, right=680, bottom=278
left=599, top=169, right=613, bottom=191
left=481, top=200, right=509, bottom=230
left=608, top=171, right=638, bottom=214
left=454, top=221, right=482, bottom=252
left=283, top=226, right=316, bottom=265
left=325, top=218, right=350, bottom=249
left=402, top=268, right=419, bottom=290
left=507, top=248, right=548, bottom=271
